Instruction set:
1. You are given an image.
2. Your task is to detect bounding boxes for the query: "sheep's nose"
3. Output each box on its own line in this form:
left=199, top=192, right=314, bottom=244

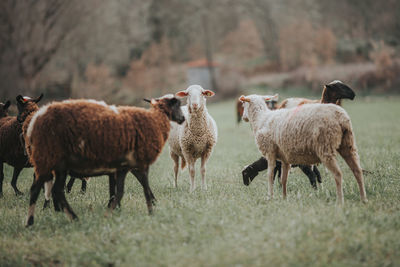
left=192, top=103, right=198, bottom=110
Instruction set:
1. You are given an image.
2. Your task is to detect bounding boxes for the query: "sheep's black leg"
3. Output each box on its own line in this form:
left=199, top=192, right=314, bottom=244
left=54, top=170, right=78, bottom=221
left=107, top=173, right=117, bottom=208
left=242, top=157, right=268, bottom=185
left=273, top=161, right=282, bottom=184
left=26, top=174, right=50, bottom=227
left=313, top=165, right=322, bottom=183
left=66, top=177, right=75, bottom=193
left=0, top=162, right=4, bottom=197
left=80, top=179, right=87, bottom=193
left=109, top=170, right=128, bottom=211
left=298, top=165, right=317, bottom=190
left=133, top=168, right=154, bottom=214
left=131, top=169, right=156, bottom=205
left=11, top=166, right=23, bottom=195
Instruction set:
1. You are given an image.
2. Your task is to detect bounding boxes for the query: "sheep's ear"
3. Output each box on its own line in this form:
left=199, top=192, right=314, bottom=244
left=239, top=95, right=250, bottom=102
left=4, top=100, right=11, bottom=110
left=150, top=99, right=158, bottom=106
left=271, top=94, right=279, bottom=101
left=143, top=98, right=151, bottom=103
left=202, top=90, right=215, bottom=97
left=34, top=93, right=43, bottom=103
left=176, top=91, right=188, bottom=97
left=264, top=94, right=277, bottom=101
left=16, top=95, right=24, bottom=103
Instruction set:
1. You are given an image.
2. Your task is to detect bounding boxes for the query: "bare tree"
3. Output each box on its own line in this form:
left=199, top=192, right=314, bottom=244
left=0, top=0, right=95, bottom=98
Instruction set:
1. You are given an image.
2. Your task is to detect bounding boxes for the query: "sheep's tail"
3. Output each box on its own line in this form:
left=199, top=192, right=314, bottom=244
left=181, top=157, right=186, bottom=170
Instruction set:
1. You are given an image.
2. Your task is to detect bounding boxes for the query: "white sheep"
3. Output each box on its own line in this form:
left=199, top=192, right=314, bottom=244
left=239, top=94, right=367, bottom=204
left=169, top=85, right=218, bottom=192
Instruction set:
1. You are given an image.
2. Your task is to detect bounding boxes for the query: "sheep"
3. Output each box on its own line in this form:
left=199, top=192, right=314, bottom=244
left=23, top=94, right=184, bottom=226
left=0, top=95, right=43, bottom=197
left=237, top=98, right=278, bottom=123
left=242, top=80, right=356, bottom=188
left=239, top=94, right=367, bottom=204
left=278, top=80, right=355, bottom=109
left=168, top=85, right=217, bottom=192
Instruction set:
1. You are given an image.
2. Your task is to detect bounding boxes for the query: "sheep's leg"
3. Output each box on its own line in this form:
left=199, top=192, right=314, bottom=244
left=281, top=162, right=290, bottom=199
left=200, top=154, right=210, bottom=190
left=42, top=180, right=53, bottom=209
left=107, top=173, right=117, bottom=208
left=109, top=170, right=128, bottom=211
left=170, top=152, right=180, bottom=188
left=298, top=165, right=317, bottom=189
left=26, top=174, right=51, bottom=227
left=80, top=178, right=87, bottom=193
left=274, top=161, right=282, bottom=185
left=11, top=166, right=23, bottom=195
left=54, top=170, right=78, bottom=221
left=0, top=162, right=4, bottom=197
left=188, top=161, right=196, bottom=193
left=339, top=150, right=368, bottom=203
left=313, top=165, right=322, bottom=184
left=133, top=168, right=154, bottom=214
left=66, top=177, right=76, bottom=193
left=132, top=169, right=156, bottom=205
left=242, top=157, right=268, bottom=186
left=266, top=157, right=276, bottom=199
left=322, top=157, right=344, bottom=205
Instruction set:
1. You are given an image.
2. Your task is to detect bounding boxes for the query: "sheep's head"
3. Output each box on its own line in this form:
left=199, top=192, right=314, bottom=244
left=322, top=80, right=355, bottom=104
left=145, top=94, right=185, bottom=124
left=16, top=93, right=43, bottom=122
left=176, top=85, right=215, bottom=113
left=239, top=94, right=278, bottom=122
left=0, top=100, right=11, bottom=118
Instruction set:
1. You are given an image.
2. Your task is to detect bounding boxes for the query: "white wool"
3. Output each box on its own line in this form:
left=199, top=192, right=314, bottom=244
left=109, top=105, right=119, bottom=114
left=168, top=85, right=217, bottom=192
left=328, top=80, right=343, bottom=85
left=27, top=104, right=50, bottom=139
left=87, top=99, right=108, bottom=107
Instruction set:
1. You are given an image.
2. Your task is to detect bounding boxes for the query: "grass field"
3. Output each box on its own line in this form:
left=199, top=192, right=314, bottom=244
left=1, top=93, right=400, bottom=266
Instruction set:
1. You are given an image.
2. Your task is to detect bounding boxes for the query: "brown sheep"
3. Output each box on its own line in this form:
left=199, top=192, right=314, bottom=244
left=0, top=96, right=42, bottom=197
left=24, top=95, right=184, bottom=226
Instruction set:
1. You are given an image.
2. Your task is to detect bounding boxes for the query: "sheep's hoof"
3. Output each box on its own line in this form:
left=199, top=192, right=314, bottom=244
left=362, top=198, right=368, bottom=204
left=42, top=200, right=50, bottom=210
left=15, top=190, right=24, bottom=196
left=25, top=216, right=34, bottom=227
left=0, top=192, right=3, bottom=198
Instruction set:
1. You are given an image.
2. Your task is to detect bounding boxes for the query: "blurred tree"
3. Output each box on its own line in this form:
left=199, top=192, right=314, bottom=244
left=0, top=0, right=95, bottom=99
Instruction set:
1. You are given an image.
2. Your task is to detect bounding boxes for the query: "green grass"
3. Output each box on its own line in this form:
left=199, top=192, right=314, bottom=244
left=1, top=95, right=400, bottom=266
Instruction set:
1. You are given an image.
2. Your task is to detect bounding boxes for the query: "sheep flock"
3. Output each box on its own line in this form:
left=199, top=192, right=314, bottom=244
left=0, top=82, right=369, bottom=227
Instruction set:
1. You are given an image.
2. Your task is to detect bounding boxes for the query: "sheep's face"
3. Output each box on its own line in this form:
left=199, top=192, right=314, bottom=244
left=176, top=85, right=215, bottom=113
left=0, top=100, right=11, bottom=118
left=149, top=94, right=185, bottom=124
left=239, top=94, right=279, bottom=122
left=16, top=94, right=43, bottom=122
left=323, top=80, right=355, bottom=103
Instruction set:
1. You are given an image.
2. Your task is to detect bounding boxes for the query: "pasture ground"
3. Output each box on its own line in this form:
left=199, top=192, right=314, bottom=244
left=0, top=93, right=399, bottom=266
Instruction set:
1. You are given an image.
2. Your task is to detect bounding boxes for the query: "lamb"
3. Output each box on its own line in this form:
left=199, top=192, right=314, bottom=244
left=169, top=85, right=217, bottom=192
left=242, top=80, right=356, bottom=188
left=239, top=94, right=367, bottom=204
left=23, top=94, right=184, bottom=226
left=0, top=95, right=43, bottom=197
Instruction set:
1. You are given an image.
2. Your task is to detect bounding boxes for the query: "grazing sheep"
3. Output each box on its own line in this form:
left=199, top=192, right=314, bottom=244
left=23, top=95, right=184, bottom=226
left=0, top=95, right=42, bottom=197
left=169, top=85, right=217, bottom=192
left=239, top=94, right=367, bottom=204
left=278, top=80, right=355, bottom=109
left=242, top=80, right=356, bottom=188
